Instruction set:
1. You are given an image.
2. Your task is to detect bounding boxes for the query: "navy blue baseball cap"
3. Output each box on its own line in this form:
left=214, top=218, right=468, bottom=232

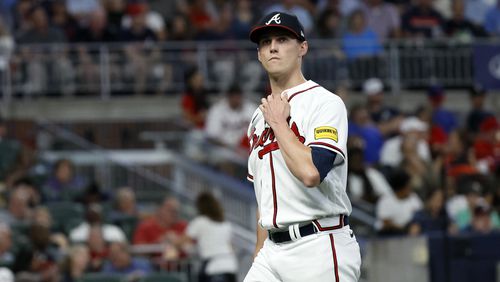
left=249, top=12, right=306, bottom=43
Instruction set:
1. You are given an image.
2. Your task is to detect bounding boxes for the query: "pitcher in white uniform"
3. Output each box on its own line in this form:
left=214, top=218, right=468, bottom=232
left=244, top=12, right=361, bottom=282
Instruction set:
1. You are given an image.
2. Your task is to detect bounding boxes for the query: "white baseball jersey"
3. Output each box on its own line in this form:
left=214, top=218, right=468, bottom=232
left=205, top=98, right=256, bottom=147
left=247, top=80, right=352, bottom=230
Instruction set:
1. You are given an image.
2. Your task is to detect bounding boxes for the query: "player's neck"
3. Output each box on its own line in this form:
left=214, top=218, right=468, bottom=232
left=268, top=71, right=307, bottom=96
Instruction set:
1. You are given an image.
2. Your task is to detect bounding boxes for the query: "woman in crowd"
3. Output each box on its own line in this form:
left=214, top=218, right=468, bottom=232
left=172, top=191, right=237, bottom=282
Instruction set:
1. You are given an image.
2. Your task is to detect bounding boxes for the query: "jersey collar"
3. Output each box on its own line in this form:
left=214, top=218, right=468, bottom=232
left=283, top=80, right=319, bottom=102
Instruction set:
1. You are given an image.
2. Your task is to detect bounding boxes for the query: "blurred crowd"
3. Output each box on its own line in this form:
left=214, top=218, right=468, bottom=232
left=344, top=78, right=500, bottom=237
left=179, top=52, right=500, bottom=239
left=0, top=0, right=499, bottom=45
left=0, top=0, right=499, bottom=96
left=0, top=116, right=238, bottom=281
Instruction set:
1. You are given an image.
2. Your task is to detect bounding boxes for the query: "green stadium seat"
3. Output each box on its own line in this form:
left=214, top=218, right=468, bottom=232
left=10, top=221, right=30, bottom=237
left=46, top=202, right=84, bottom=234
left=112, top=216, right=138, bottom=241
left=141, top=272, right=189, bottom=282
left=0, top=140, right=21, bottom=180
left=77, top=273, right=125, bottom=282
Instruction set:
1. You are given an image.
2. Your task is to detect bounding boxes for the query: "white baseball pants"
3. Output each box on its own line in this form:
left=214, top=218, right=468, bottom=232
left=244, top=226, right=361, bottom=282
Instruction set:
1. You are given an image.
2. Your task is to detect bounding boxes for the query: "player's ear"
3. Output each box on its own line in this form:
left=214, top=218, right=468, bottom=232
left=257, top=48, right=262, bottom=62
left=299, top=41, right=308, bottom=57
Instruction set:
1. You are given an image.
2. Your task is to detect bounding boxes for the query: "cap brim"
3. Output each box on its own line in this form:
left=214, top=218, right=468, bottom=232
left=249, top=24, right=302, bottom=43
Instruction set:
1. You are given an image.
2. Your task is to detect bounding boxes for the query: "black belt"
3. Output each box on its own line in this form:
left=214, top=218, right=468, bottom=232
left=268, top=216, right=349, bottom=244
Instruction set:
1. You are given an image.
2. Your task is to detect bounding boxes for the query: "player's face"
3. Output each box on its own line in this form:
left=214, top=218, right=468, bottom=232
left=257, top=29, right=307, bottom=77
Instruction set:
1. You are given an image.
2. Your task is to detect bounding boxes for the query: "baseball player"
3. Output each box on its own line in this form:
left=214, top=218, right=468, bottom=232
left=244, top=12, right=361, bottom=282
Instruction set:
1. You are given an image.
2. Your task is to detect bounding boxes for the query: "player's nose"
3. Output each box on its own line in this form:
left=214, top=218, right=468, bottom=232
left=270, top=39, right=278, bottom=52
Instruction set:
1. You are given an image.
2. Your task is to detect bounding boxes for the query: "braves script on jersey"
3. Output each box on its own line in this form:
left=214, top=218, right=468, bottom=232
left=247, top=80, right=352, bottom=229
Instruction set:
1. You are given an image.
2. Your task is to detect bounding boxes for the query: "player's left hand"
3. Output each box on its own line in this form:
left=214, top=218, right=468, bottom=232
left=259, top=93, right=290, bottom=128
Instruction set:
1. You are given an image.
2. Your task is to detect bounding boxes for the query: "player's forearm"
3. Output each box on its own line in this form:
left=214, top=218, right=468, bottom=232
left=272, top=122, right=320, bottom=187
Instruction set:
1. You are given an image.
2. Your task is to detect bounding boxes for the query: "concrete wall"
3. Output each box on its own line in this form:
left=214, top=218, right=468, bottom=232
left=1, top=90, right=499, bottom=122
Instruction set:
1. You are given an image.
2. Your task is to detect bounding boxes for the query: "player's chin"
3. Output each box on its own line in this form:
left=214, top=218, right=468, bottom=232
left=265, top=66, right=286, bottom=77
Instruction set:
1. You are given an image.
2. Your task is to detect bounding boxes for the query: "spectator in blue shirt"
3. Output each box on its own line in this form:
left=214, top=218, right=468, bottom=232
left=428, top=85, right=458, bottom=134
left=102, top=242, right=153, bottom=277
left=464, top=0, right=495, bottom=26
left=342, top=10, right=382, bottom=60
left=484, top=0, right=500, bottom=36
left=348, top=104, right=384, bottom=165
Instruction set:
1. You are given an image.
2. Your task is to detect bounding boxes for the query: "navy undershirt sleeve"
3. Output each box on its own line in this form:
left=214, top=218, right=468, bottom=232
left=311, top=147, right=337, bottom=182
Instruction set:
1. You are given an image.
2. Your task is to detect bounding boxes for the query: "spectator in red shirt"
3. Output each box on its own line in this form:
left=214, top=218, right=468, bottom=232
left=473, top=116, right=500, bottom=173
left=188, top=0, right=218, bottom=39
left=133, top=196, right=187, bottom=245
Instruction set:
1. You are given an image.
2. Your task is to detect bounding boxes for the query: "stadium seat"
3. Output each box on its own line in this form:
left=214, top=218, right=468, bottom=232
left=0, top=140, right=21, bottom=179
left=112, top=215, right=138, bottom=241
left=77, top=273, right=125, bottom=282
left=10, top=222, right=30, bottom=237
left=141, top=272, right=189, bottom=282
left=46, top=201, right=84, bottom=234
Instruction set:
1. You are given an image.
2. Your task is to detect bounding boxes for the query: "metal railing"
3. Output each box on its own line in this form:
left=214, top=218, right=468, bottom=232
left=1, top=39, right=495, bottom=101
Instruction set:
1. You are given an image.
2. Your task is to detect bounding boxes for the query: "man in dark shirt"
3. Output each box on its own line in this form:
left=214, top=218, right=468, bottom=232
left=401, top=0, right=444, bottom=38
left=466, top=86, right=493, bottom=133
left=444, top=0, right=487, bottom=39
left=119, top=4, right=157, bottom=42
left=16, top=5, right=66, bottom=44
left=74, top=8, right=117, bottom=43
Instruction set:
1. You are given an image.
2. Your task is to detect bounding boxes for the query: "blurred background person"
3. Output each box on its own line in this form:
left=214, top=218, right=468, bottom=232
left=102, top=242, right=153, bottom=278
left=466, top=86, right=493, bottom=136
left=86, top=225, right=109, bottom=272
left=69, top=203, right=127, bottom=244
left=133, top=196, right=187, bottom=261
left=444, top=0, right=487, bottom=40
left=61, top=245, right=90, bottom=282
left=315, top=8, right=341, bottom=39
left=181, top=67, right=210, bottom=129
left=462, top=198, right=498, bottom=234
left=205, top=84, right=256, bottom=151
left=408, top=189, right=456, bottom=235
left=0, top=187, right=33, bottom=225
left=347, top=146, right=392, bottom=206
left=360, top=0, right=401, bottom=40
left=348, top=104, right=384, bottom=165
left=427, top=85, right=458, bottom=134
left=380, top=116, right=431, bottom=169
left=362, top=78, right=402, bottom=137
left=109, top=186, right=139, bottom=221
left=376, top=169, right=423, bottom=236
left=171, top=192, right=237, bottom=282
left=484, top=0, right=500, bottom=37
left=401, top=0, right=445, bottom=38
left=16, top=5, right=66, bottom=44
left=341, top=9, right=382, bottom=60
left=464, top=0, right=495, bottom=26
left=42, top=159, right=86, bottom=203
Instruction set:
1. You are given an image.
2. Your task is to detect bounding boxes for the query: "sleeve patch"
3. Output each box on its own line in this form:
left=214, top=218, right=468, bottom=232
left=314, top=126, right=338, bottom=142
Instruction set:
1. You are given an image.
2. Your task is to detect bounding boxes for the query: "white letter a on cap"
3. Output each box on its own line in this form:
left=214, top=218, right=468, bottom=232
left=266, top=13, right=281, bottom=25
